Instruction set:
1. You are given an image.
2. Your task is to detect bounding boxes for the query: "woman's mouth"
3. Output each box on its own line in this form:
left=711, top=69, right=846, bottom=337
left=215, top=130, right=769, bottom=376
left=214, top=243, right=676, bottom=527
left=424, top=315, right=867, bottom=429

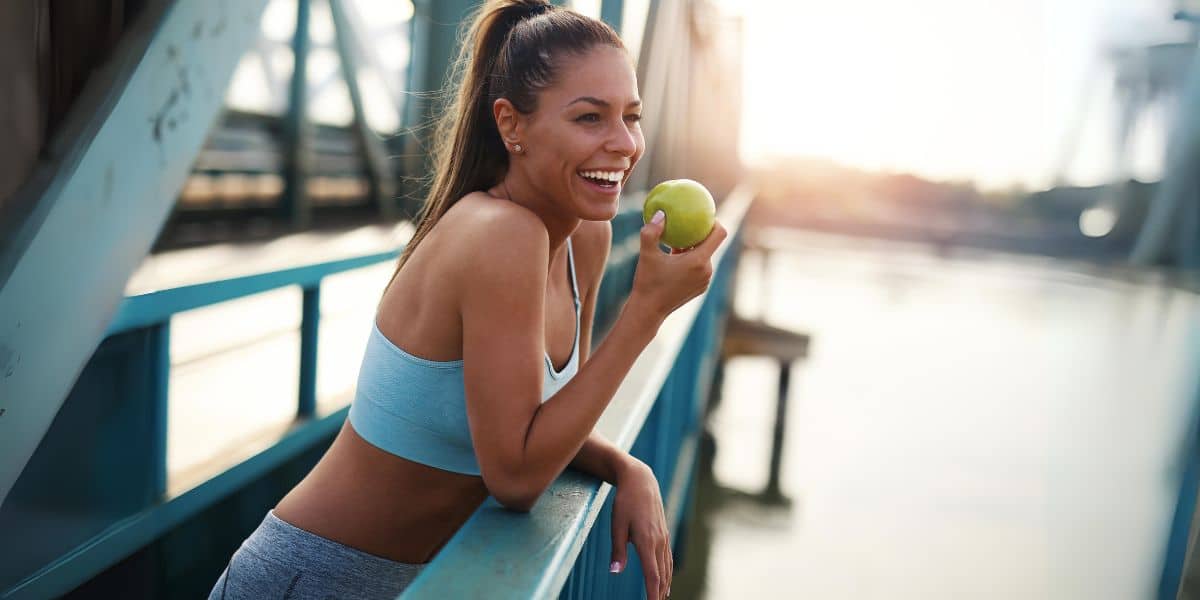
left=577, top=169, right=625, bottom=195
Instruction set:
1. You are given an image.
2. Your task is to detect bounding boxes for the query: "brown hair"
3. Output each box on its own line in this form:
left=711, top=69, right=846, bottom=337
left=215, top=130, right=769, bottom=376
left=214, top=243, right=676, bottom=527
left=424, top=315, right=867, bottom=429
left=386, top=0, right=624, bottom=288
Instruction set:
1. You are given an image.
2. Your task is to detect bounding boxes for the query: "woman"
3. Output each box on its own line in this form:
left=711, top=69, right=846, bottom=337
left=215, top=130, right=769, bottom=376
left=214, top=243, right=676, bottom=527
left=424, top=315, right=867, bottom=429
left=210, top=1, right=726, bottom=598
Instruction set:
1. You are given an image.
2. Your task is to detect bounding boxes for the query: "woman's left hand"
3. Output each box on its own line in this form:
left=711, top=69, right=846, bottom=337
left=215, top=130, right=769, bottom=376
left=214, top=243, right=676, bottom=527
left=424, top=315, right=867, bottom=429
left=610, top=459, right=672, bottom=599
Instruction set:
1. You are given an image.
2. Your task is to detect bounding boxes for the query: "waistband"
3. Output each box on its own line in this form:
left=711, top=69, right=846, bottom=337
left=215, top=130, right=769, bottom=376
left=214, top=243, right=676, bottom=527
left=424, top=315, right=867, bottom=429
left=241, top=510, right=425, bottom=582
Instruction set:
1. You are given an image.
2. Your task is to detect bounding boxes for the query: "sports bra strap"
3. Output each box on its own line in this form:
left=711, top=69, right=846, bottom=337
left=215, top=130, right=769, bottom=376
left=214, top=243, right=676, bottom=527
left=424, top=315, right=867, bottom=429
left=566, top=238, right=581, bottom=307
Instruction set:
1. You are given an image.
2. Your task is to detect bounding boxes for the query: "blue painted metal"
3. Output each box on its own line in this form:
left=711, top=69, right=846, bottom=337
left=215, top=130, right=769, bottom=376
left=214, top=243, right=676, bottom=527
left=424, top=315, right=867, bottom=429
left=2, top=244, right=399, bottom=598
left=152, top=323, right=171, bottom=498
left=1, top=408, right=349, bottom=600
left=593, top=210, right=644, bottom=337
left=0, top=0, right=273, bottom=508
left=1146, top=45, right=1200, bottom=593
left=328, top=0, right=397, bottom=218
left=1, top=325, right=187, bottom=597
left=299, top=286, right=321, bottom=417
left=106, top=250, right=397, bottom=336
left=1160, top=378, right=1200, bottom=599
left=402, top=0, right=480, bottom=178
left=601, top=0, right=625, bottom=32
left=283, top=0, right=313, bottom=228
left=665, top=433, right=700, bottom=533
left=402, top=187, right=752, bottom=599
left=626, top=0, right=673, bottom=192
left=1131, top=43, right=1200, bottom=267
left=405, top=0, right=479, bottom=123
left=404, top=470, right=614, bottom=599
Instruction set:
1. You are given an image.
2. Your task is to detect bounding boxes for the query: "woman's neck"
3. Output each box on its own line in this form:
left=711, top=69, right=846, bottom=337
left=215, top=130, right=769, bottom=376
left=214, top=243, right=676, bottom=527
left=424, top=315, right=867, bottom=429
left=496, top=172, right=580, bottom=252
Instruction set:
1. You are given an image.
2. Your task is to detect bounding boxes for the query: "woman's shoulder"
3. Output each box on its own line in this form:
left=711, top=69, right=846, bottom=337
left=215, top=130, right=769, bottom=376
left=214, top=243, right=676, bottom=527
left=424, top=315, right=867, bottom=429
left=440, top=192, right=551, bottom=277
left=447, top=192, right=550, bottom=250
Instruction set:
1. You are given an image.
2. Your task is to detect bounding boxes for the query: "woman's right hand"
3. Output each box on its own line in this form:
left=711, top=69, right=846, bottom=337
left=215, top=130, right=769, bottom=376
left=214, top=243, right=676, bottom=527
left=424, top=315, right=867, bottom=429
left=629, top=210, right=728, bottom=322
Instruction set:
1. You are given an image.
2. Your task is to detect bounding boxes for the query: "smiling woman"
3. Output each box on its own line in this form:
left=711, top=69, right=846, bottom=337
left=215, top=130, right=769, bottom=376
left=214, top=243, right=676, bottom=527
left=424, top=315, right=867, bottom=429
left=206, top=1, right=727, bottom=599
left=488, top=49, right=644, bottom=220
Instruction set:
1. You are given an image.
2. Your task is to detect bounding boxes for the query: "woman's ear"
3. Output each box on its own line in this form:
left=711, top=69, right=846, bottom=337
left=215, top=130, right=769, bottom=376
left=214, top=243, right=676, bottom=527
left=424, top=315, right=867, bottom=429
left=493, top=98, right=522, bottom=150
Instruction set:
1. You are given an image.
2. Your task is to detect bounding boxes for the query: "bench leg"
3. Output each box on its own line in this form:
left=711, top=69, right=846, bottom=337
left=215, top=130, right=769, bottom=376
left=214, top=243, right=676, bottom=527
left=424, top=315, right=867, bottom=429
left=763, top=360, right=791, bottom=504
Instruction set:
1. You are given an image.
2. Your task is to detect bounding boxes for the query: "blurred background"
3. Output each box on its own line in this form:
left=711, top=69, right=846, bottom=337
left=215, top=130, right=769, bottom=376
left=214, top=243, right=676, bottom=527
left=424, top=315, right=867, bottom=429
left=692, top=1, right=1200, bottom=599
left=691, top=1, right=1200, bottom=599
left=2, top=0, right=1200, bottom=598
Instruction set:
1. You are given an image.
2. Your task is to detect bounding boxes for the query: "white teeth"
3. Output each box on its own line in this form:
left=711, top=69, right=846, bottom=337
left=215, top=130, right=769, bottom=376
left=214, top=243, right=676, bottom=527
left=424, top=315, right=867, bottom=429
left=581, top=170, right=623, bottom=182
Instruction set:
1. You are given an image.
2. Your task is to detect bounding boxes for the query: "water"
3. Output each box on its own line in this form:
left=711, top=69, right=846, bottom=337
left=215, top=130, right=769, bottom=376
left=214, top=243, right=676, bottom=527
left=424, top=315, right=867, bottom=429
left=682, top=228, right=1200, bottom=600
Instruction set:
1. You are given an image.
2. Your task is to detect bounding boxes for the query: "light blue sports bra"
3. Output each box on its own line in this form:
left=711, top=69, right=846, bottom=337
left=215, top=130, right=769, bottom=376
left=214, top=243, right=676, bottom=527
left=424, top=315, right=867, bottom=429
left=348, top=239, right=582, bottom=476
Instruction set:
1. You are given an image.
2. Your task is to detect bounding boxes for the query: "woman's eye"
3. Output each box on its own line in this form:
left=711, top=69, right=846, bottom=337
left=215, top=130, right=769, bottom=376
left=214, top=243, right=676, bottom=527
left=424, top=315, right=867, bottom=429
left=576, top=113, right=601, bottom=123
left=625, top=114, right=642, bottom=123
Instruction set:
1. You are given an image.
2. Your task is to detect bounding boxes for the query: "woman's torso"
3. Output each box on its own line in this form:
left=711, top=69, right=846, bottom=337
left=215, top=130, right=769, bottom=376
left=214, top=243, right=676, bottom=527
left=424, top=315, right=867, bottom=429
left=274, top=194, right=586, bottom=564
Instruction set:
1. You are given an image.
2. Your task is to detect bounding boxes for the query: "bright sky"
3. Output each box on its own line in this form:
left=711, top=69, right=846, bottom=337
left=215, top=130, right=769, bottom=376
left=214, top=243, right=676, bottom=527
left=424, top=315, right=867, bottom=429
left=231, top=0, right=1190, bottom=192
left=716, top=0, right=1190, bottom=190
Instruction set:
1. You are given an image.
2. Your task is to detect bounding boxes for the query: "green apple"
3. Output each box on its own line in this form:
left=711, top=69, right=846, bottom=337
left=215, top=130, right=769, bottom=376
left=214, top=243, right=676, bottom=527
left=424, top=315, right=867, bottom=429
left=643, top=179, right=716, bottom=250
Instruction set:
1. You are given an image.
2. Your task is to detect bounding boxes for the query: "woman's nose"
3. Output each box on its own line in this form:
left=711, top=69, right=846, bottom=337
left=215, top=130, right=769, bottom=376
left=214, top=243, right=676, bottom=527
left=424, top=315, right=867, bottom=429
left=606, top=122, right=638, bottom=156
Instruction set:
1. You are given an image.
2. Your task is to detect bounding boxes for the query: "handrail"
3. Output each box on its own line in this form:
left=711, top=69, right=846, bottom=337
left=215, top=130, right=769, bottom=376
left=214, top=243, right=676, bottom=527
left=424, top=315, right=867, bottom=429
left=402, top=184, right=754, bottom=599
left=107, top=249, right=398, bottom=336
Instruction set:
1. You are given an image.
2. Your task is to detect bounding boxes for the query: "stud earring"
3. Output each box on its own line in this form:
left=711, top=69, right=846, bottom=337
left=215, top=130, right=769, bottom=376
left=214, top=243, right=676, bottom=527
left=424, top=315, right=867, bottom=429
left=513, top=143, right=523, bottom=153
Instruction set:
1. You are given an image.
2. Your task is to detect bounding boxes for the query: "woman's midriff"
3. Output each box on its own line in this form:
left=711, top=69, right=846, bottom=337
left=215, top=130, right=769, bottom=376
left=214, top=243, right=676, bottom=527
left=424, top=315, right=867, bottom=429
left=273, top=420, right=491, bottom=564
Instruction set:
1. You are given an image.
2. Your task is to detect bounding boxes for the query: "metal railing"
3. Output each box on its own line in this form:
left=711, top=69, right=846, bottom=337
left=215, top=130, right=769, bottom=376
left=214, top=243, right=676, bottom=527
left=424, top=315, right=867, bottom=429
left=0, top=185, right=750, bottom=599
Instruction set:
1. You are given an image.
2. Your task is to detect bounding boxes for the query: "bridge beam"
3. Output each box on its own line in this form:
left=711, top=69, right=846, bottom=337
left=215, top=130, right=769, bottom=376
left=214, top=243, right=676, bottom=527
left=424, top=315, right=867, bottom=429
left=329, top=0, right=398, bottom=220
left=601, top=0, right=625, bottom=32
left=402, top=0, right=480, bottom=199
left=281, top=0, right=313, bottom=229
left=0, top=0, right=272, bottom=506
left=1131, top=44, right=1200, bottom=267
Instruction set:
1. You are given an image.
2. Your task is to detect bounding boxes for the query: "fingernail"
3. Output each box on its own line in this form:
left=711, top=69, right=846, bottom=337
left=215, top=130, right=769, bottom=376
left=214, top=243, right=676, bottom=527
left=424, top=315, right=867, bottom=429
left=610, top=561, right=621, bottom=573
left=651, top=210, right=665, bottom=225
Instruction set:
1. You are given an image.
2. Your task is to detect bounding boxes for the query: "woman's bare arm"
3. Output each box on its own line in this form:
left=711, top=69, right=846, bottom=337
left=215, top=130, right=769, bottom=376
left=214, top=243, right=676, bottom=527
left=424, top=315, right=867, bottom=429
left=460, top=205, right=723, bottom=511
left=565, top=220, right=640, bottom=485
left=462, top=232, right=659, bottom=508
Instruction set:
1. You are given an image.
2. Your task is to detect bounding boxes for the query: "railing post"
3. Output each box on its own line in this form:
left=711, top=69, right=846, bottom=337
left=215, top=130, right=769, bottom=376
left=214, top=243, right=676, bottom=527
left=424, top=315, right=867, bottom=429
left=151, top=321, right=171, bottom=497
left=298, top=285, right=321, bottom=418
left=1160, top=396, right=1200, bottom=599
left=282, top=0, right=313, bottom=229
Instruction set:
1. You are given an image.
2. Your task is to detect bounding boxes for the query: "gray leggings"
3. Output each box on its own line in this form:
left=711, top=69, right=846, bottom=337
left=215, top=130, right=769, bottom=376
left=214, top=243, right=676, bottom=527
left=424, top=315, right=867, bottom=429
left=208, top=510, right=425, bottom=600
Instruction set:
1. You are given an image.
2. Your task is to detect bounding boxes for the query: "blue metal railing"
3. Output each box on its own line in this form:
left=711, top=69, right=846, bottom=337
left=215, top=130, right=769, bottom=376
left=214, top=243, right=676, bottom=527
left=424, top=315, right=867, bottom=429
left=0, top=248, right=399, bottom=599
left=106, top=248, right=401, bottom=421
left=0, top=185, right=750, bottom=599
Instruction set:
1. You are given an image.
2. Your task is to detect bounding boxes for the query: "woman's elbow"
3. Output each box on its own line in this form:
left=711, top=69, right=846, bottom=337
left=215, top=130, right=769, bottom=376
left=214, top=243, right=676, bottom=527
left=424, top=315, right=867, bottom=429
left=483, top=473, right=544, bottom=512
left=494, top=491, right=539, bottom=512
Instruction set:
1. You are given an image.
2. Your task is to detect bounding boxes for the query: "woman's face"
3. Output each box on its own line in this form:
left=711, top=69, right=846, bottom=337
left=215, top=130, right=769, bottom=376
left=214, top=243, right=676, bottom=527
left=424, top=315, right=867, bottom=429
left=516, top=45, right=644, bottom=221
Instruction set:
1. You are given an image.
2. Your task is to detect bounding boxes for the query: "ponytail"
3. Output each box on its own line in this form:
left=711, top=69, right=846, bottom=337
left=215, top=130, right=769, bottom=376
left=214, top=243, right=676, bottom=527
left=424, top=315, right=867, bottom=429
left=385, top=0, right=623, bottom=290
